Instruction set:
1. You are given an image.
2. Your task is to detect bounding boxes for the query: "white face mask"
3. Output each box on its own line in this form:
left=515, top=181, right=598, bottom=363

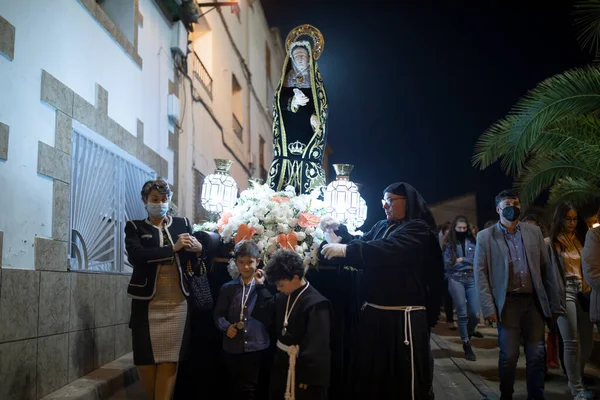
left=146, top=202, right=169, bottom=218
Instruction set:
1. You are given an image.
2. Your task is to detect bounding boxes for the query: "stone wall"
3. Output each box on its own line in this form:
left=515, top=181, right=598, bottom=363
left=0, top=67, right=171, bottom=399
left=0, top=271, right=132, bottom=399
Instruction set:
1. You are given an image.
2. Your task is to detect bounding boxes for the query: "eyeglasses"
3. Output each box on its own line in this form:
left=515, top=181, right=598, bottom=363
left=381, top=197, right=406, bottom=207
left=565, top=218, right=578, bottom=223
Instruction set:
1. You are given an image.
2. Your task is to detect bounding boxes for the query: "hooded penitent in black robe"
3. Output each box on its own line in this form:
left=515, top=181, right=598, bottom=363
left=253, top=283, right=332, bottom=400
left=331, top=182, right=444, bottom=400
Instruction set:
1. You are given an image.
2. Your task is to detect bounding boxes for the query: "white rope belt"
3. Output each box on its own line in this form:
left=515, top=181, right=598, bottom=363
left=363, top=303, right=426, bottom=400
left=277, top=340, right=299, bottom=400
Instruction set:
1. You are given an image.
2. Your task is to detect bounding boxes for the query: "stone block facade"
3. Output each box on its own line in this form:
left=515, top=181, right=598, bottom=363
left=0, top=15, right=15, bottom=60
left=0, top=69, right=168, bottom=399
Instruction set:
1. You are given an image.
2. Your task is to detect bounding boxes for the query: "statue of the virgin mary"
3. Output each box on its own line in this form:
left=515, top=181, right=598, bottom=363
left=267, top=24, right=328, bottom=195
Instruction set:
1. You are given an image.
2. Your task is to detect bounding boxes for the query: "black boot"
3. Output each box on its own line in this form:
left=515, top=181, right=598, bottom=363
left=463, top=341, right=476, bottom=361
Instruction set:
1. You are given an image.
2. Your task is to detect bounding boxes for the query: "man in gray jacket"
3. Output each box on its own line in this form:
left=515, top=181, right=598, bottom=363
left=582, top=208, right=600, bottom=331
left=474, top=189, right=562, bottom=400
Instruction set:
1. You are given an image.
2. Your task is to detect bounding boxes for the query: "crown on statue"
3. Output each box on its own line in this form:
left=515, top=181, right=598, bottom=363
left=288, top=141, right=306, bottom=155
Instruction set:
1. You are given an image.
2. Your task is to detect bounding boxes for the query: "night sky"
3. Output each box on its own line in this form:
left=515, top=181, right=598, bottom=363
left=260, top=0, right=591, bottom=229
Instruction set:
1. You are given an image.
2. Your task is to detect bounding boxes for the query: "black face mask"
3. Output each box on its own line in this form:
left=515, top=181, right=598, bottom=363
left=502, top=206, right=521, bottom=222
left=456, top=231, right=467, bottom=240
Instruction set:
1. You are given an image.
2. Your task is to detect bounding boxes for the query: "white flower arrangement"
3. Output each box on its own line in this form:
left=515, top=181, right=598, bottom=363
left=194, top=184, right=327, bottom=271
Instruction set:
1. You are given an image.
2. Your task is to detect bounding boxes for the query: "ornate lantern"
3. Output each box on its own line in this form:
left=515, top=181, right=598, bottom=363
left=323, top=164, right=361, bottom=226
left=354, top=182, right=368, bottom=229
left=201, top=159, right=238, bottom=213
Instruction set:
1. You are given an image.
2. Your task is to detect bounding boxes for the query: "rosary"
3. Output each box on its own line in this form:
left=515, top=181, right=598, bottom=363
left=282, top=281, right=310, bottom=336
left=236, top=277, right=255, bottom=330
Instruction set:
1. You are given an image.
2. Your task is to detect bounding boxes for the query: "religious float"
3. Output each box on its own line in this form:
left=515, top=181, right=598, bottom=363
left=191, top=25, right=368, bottom=400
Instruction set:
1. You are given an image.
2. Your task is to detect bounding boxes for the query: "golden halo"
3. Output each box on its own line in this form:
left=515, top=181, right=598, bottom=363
left=285, top=24, right=324, bottom=60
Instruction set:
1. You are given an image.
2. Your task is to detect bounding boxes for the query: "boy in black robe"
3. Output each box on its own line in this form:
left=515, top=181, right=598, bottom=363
left=321, top=182, right=444, bottom=400
left=253, top=250, right=332, bottom=400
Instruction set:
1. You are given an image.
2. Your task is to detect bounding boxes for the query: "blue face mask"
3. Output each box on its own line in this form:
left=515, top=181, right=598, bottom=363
left=146, top=202, right=169, bottom=218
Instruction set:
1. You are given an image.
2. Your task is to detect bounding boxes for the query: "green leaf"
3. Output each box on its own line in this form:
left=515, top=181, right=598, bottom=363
left=549, top=177, right=600, bottom=205
left=574, top=0, right=600, bottom=60
left=473, top=67, right=600, bottom=176
left=507, top=67, right=600, bottom=174
left=472, top=116, right=514, bottom=170
left=516, top=154, right=600, bottom=205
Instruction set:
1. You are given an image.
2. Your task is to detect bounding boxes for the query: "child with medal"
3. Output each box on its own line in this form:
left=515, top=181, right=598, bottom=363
left=214, top=241, right=270, bottom=399
left=253, top=250, right=332, bottom=400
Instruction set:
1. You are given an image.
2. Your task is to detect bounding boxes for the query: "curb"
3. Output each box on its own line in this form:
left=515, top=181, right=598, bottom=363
left=41, top=353, right=138, bottom=400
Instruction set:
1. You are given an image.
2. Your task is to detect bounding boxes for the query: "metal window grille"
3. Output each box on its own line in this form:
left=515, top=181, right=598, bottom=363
left=69, top=132, right=155, bottom=273
left=192, top=51, right=213, bottom=99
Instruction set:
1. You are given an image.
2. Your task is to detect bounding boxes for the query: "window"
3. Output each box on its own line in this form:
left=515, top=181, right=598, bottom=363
left=259, top=136, right=267, bottom=182
left=96, top=0, right=136, bottom=45
left=193, top=169, right=210, bottom=223
left=69, top=131, right=155, bottom=273
left=232, top=74, right=243, bottom=141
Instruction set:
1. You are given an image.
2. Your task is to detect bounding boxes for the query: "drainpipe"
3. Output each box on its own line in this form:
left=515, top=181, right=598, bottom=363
left=245, top=1, right=252, bottom=180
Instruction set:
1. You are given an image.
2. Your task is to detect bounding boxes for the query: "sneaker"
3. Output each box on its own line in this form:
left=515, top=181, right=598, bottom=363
left=463, top=341, right=476, bottom=361
left=574, top=391, right=594, bottom=400
left=471, top=330, right=484, bottom=338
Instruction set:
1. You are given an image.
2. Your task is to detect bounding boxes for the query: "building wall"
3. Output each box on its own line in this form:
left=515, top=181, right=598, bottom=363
left=429, top=193, right=478, bottom=229
left=0, top=0, right=283, bottom=398
left=177, top=0, right=284, bottom=220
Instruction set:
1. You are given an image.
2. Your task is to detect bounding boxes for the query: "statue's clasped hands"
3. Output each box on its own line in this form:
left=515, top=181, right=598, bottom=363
left=291, top=88, right=310, bottom=110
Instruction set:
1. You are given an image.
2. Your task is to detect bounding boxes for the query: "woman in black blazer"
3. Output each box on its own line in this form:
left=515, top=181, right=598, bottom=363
left=125, top=180, right=203, bottom=400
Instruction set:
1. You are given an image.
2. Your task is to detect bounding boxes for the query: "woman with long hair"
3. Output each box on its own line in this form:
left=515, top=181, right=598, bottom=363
left=548, top=203, right=593, bottom=400
left=443, top=216, right=479, bottom=361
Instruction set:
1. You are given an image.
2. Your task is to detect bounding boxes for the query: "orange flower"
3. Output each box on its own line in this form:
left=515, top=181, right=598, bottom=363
left=271, top=196, right=291, bottom=204
left=217, top=212, right=233, bottom=226
left=297, top=212, right=320, bottom=228
left=234, top=223, right=257, bottom=244
left=217, top=212, right=233, bottom=233
left=277, top=232, right=298, bottom=250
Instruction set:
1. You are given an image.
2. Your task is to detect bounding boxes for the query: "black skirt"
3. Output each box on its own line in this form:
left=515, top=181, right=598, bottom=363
left=350, top=306, right=432, bottom=400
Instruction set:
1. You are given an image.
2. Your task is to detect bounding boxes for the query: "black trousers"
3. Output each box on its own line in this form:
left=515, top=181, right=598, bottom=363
left=224, top=350, right=265, bottom=400
left=269, top=383, right=328, bottom=400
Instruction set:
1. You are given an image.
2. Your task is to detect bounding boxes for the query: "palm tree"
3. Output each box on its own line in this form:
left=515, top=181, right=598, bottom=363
left=472, top=1, right=600, bottom=207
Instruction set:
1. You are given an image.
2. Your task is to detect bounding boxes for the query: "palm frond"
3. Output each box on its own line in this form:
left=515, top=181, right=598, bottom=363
left=472, top=67, right=600, bottom=174
left=574, top=0, right=600, bottom=60
left=506, top=67, right=600, bottom=174
left=471, top=116, right=513, bottom=170
left=535, top=115, right=600, bottom=159
left=548, top=176, right=600, bottom=205
left=515, top=154, right=600, bottom=205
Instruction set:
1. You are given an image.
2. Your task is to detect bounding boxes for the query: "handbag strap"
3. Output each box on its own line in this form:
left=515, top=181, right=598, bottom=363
left=186, top=259, right=207, bottom=276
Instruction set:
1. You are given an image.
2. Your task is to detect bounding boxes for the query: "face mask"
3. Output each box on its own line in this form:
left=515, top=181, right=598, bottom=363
left=146, top=202, right=169, bottom=218
left=502, top=206, right=521, bottom=222
left=456, top=231, right=467, bottom=239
